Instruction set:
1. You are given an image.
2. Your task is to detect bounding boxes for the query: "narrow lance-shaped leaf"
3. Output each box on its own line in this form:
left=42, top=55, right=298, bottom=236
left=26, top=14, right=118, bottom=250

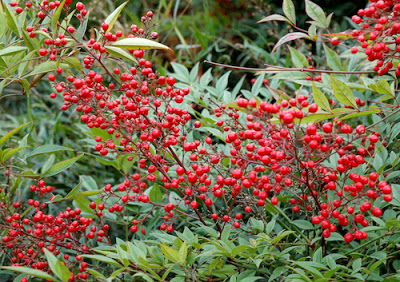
left=283, top=0, right=296, bottom=25
left=104, top=1, right=129, bottom=33
left=0, top=46, right=28, bottom=57
left=330, top=75, right=358, bottom=109
left=0, top=122, right=31, bottom=148
left=51, top=0, right=67, bottom=35
left=312, top=82, right=331, bottom=112
left=1, top=267, right=56, bottom=281
left=305, top=0, right=327, bottom=28
left=257, top=14, right=291, bottom=24
left=272, top=32, right=312, bottom=53
left=288, top=46, right=309, bottom=68
left=4, top=3, right=20, bottom=36
left=42, top=153, right=84, bottom=177
left=104, top=46, right=138, bottom=63
left=109, top=38, right=170, bottom=50
left=323, top=44, right=343, bottom=71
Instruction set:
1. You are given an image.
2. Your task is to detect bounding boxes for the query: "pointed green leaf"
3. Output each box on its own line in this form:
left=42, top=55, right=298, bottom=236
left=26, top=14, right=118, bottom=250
left=52, top=0, right=67, bottom=35
left=178, top=241, right=188, bottom=263
left=4, top=3, right=20, bottom=36
left=312, top=82, right=331, bottom=112
left=0, top=122, right=31, bottom=148
left=0, top=46, right=28, bottom=57
left=331, top=76, right=358, bottom=109
left=1, top=147, right=28, bottom=162
left=44, top=249, right=70, bottom=282
left=305, top=0, right=327, bottom=28
left=288, top=46, right=309, bottom=68
left=283, top=0, right=296, bottom=25
left=257, top=14, right=290, bottom=24
left=28, top=145, right=74, bottom=158
left=109, top=38, right=170, bottom=50
left=41, top=153, right=84, bottom=177
left=104, top=46, right=138, bottom=63
left=81, top=255, right=122, bottom=267
left=375, top=79, right=395, bottom=97
left=104, top=1, right=129, bottom=33
left=323, top=44, right=343, bottom=71
left=272, top=32, right=312, bottom=53
left=1, top=267, right=56, bottom=281
left=339, top=106, right=380, bottom=120
left=160, top=244, right=179, bottom=263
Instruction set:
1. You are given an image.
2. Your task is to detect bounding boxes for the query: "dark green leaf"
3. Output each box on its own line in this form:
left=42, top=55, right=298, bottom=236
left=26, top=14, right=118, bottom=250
left=42, top=153, right=84, bottom=177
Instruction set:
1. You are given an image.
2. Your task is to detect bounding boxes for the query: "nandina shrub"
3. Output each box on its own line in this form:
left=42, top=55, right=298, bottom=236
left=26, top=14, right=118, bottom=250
left=1, top=0, right=400, bottom=281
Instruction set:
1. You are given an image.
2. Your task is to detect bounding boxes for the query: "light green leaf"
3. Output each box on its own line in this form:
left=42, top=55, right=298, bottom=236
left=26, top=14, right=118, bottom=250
left=0, top=46, right=28, bottom=57
left=104, top=1, right=129, bottom=33
left=1, top=147, right=28, bottom=162
left=339, top=106, right=380, bottom=120
left=257, top=14, right=290, bottom=24
left=292, top=220, right=314, bottom=230
left=375, top=79, right=395, bottom=97
left=28, top=145, right=74, bottom=158
left=160, top=244, right=179, bottom=263
left=149, top=183, right=163, bottom=203
left=4, top=3, right=20, bottom=36
left=289, top=46, right=309, bottom=68
left=82, top=255, right=122, bottom=267
left=44, top=249, right=70, bottom=282
left=178, top=241, right=188, bottom=263
left=323, top=44, right=343, bottom=71
left=104, top=46, right=138, bottom=63
left=62, top=57, right=83, bottom=72
left=283, top=0, right=296, bottom=25
left=41, top=153, right=84, bottom=177
left=26, top=61, right=69, bottom=77
left=272, top=32, right=312, bottom=53
left=1, top=267, right=56, bottom=281
left=331, top=76, right=358, bottom=109
left=305, top=0, right=327, bottom=28
left=0, top=122, right=31, bottom=148
left=312, top=82, right=331, bottom=112
left=52, top=0, right=67, bottom=35
left=109, top=37, right=170, bottom=50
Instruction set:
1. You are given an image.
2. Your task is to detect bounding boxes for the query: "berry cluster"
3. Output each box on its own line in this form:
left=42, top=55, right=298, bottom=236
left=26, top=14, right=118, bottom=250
left=336, top=0, right=400, bottom=75
left=0, top=180, right=98, bottom=281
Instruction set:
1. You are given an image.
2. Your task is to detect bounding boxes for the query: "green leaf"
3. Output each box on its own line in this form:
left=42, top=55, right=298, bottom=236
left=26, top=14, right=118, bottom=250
left=104, top=1, right=129, bottom=33
left=178, top=240, right=188, bottom=263
left=1, top=147, right=28, bottom=162
left=4, top=3, right=20, bottom=36
left=81, top=255, right=122, bottom=267
left=283, top=0, right=296, bottom=25
left=323, top=45, right=343, bottom=71
left=65, top=190, right=102, bottom=200
left=109, top=38, right=170, bottom=50
left=148, top=183, right=163, bottom=203
left=44, top=249, right=70, bottom=282
left=52, top=0, right=67, bottom=35
left=312, top=82, right=331, bottom=112
left=272, top=32, right=312, bottom=53
left=62, top=57, right=83, bottom=72
left=305, top=0, right=327, bottom=28
left=0, top=122, right=31, bottom=148
left=26, top=61, right=69, bottom=77
left=375, top=79, right=395, bottom=97
left=1, top=267, right=56, bottom=281
left=41, top=153, right=84, bottom=177
left=0, top=46, right=28, bottom=57
left=339, top=106, right=380, bottom=120
left=288, top=46, right=309, bottom=68
left=292, top=220, right=314, bottom=230
left=104, top=46, right=138, bottom=63
left=257, top=14, right=290, bottom=24
left=251, top=73, right=265, bottom=96
left=28, top=145, right=74, bottom=158
left=160, top=244, right=179, bottom=263
left=331, top=76, right=358, bottom=109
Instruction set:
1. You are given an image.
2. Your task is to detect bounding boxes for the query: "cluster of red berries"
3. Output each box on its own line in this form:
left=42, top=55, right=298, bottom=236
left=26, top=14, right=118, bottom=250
left=0, top=180, right=101, bottom=281
left=333, top=0, right=400, bottom=75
